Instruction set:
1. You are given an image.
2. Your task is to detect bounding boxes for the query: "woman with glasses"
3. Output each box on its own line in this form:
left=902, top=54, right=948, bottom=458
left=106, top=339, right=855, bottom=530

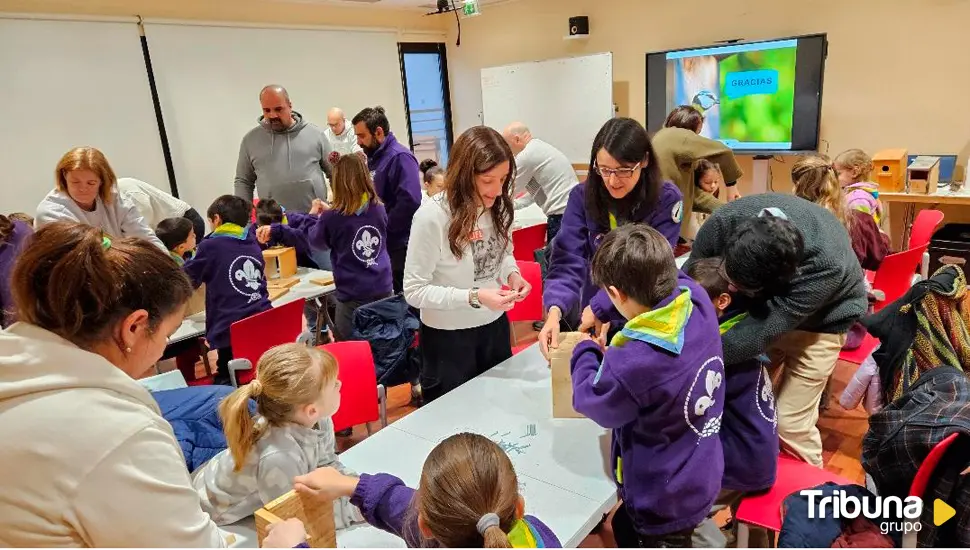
left=538, top=118, right=683, bottom=358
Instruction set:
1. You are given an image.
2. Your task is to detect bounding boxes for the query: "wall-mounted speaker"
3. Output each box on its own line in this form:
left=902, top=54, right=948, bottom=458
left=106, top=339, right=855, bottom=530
left=568, top=16, right=589, bottom=37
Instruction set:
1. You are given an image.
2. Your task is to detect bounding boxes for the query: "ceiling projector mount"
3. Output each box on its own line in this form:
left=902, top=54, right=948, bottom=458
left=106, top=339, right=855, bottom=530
left=425, top=1, right=481, bottom=47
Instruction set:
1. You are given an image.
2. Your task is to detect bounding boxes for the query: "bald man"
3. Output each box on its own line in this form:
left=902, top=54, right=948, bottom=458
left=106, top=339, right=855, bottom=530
left=234, top=85, right=334, bottom=213
left=324, top=107, right=363, bottom=158
left=502, top=122, right=578, bottom=244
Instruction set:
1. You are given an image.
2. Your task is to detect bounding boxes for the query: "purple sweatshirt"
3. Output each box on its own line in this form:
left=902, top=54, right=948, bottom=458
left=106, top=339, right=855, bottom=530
left=351, top=473, right=561, bottom=548
left=264, top=223, right=316, bottom=269
left=718, top=313, right=779, bottom=492
left=544, top=181, right=683, bottom=325
left=0, top=221, right=32, bottom=328
left=307, top=202, right=393, bottom=303
left=570, top=272, right=724, bottom=535
left=365, top=133, right=422, bottom=255
left=182, top=224, right=272, bottom=349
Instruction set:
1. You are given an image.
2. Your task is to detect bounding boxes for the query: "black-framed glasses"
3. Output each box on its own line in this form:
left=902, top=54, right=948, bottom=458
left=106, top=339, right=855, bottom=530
left=718, top=259, right=763, bottom=297
left=593, top=162, right=640, bottom=180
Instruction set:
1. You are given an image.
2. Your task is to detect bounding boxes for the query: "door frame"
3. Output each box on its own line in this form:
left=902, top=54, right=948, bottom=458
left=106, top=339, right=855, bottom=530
left=397, top=42, right=455, bottom=155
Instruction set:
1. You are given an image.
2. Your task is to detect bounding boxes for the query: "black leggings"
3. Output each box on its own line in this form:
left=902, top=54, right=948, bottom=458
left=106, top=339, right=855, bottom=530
left=419, top=314, right=511, bottom=403
left=612, top=502, right=695, bottom=548
left=183, top=208, right=206, bottom=240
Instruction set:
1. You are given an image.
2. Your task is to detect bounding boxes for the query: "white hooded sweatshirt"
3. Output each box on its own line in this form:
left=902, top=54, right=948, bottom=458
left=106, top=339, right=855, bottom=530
left=0, top=323, right=226, bottom=547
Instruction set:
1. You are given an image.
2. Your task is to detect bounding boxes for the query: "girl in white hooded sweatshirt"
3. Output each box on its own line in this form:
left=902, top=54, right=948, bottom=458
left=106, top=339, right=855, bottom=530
left=0, top=222, right=227, bottom=547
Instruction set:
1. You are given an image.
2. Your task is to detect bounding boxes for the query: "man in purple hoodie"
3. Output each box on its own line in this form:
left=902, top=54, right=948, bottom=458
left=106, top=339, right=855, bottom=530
left=571, top=224, right=724, bottom=548
left=352, top=106, right=422, bottom=293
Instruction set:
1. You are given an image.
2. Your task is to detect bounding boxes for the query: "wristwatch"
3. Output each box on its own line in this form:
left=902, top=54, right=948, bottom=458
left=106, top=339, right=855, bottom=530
left=469, top=287, right=482, bottom=309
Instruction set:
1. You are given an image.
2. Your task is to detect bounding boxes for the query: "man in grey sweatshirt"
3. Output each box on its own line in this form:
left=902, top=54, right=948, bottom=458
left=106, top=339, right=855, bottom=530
left=234, top=85, right=334, bottom=213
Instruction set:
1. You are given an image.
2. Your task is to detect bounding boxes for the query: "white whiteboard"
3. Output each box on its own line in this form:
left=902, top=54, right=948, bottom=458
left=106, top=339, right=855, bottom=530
left=143, top=21, right=408, bottom=214
left=0, top=17, right=171, bottom=215
left=481, top=52, right=613, bottom=164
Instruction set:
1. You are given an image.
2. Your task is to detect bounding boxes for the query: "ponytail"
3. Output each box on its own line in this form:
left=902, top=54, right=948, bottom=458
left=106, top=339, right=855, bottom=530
left=479, top=515, right=513, bottom=548
left=219, top=380, right=268, bottom=472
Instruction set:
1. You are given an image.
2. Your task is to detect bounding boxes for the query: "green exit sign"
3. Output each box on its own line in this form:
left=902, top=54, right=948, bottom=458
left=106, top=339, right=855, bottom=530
left=463, top=0, right=481, bottom=16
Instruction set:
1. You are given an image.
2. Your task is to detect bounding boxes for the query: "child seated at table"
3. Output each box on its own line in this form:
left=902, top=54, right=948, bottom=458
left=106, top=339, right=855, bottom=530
left=192, top=343, right=364, bottom=528
left=686, top=257, right=778, bottom=548
left=183, top=195, right=271, bottom=385
left=307, top=154, right=393, bottom=341
left=156, top=217, right=197, bottom=266
left=570, top=224, right=725, bottom=548
left=288, top=432, right=562, bottom=548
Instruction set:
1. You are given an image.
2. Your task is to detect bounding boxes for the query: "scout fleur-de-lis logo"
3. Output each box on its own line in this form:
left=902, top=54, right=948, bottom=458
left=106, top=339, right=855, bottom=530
left=756, top=364, right=777, bottom=426
left=352, top=225, right=382, bottom=267
left=228, top=256, right=265, bottom=304
left=235, top=259, right=262, bottom=290
left=684, top=356, right=725, bottom=439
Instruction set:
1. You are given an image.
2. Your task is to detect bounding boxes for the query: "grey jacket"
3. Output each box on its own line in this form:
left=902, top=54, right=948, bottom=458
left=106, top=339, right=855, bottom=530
left=686, top=193, right=867, bottom=364
left=233, top=111, right=334, bottom=213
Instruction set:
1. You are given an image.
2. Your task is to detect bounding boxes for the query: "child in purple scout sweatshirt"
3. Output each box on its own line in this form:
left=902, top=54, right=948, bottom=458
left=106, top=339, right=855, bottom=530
left=0, top=214, right=32, bottom=328
left=289, top=432, right=561, bottom=548
left=254, top=198, right=321, bottom=269
left=686, top=257, right=779, bottom=548
left=570, top=224, right=724, bottom=548
left=307, top=154, right=394, bottom=341
left=183, top=195, right=271, bottom=385
left=539, top=117, right=684, bottom=360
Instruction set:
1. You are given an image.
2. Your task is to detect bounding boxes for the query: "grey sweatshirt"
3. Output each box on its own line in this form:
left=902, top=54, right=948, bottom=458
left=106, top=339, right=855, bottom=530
left=686, top=193, right=867, bottom=364
left=35, top=187, right=166, bottom=251
left=191, top=418, right=363, bottom=528
left=234, top=111, right=334, bottom=213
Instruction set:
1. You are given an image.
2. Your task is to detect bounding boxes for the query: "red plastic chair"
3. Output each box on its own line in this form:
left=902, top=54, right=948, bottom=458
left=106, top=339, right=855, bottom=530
left=227, top=299, right=306, bottom=386
left=512, top=224, right=547, bottom=262
left=902, top=432, right=961, bottom=547
left=735, top=454, right=854, bottom=546
left=909, top=209, right=944, bottom=249
left=870, top=244, right=929, bottom=313
left=505, top=261, right=543, bottom=355
left=322, top=341, right=387, bottom=434
left=909, top=209, right=943, bottom=280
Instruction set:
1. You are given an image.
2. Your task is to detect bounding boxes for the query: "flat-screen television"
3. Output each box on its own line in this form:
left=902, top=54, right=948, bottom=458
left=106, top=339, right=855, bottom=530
left=646, top=34, right=827, bottom=154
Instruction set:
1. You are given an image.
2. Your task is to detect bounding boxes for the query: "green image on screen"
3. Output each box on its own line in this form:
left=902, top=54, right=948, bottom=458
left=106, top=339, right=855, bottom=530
left=718, top=47, right=796, bottom=143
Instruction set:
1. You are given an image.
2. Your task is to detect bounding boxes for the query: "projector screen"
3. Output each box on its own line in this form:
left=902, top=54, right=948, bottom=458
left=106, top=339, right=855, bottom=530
left=646, top=34, right=827, bottom=154
left=143, top=21, right=408, bottom=214
left=0, top=17, right=170, bottom=214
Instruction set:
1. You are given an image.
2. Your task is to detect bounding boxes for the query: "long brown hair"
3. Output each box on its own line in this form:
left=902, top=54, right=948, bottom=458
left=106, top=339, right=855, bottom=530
left=417, top=433, right=520, bottom=548
left=834, top=148, right=874, bottom=183
left=330, top=154, right=381, bottom=215
left=445, top=127, right=515, bottom=259
left=792, top=155, right=853, bottom=232
left=11, top=221, right=192, bottom=348
left=219, top=344, right=338, bottom=472
left=55, top=147, right=118, bottom=205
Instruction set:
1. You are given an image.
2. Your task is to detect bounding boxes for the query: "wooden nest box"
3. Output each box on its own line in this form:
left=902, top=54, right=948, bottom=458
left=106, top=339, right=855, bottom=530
left=907, top=156, right=941, bottom=194
left=263, top=246, right=298, bottom=279
left=255, top=490, right=336, bottom=548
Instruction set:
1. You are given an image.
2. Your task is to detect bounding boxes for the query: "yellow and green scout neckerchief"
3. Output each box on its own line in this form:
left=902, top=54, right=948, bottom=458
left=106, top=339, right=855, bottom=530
left=355, top=193, right=370, bottom=215
left=507, top=518, right=547, bottom=548
left=718, top=312, right=748, bottom=335
left=609, top=286, right=694, bottom=355
left=211, top=223, right=249, bottom=240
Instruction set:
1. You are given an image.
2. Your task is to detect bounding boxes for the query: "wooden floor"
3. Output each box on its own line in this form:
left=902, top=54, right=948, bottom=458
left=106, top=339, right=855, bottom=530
left=333, top=322, right=871, bottom=546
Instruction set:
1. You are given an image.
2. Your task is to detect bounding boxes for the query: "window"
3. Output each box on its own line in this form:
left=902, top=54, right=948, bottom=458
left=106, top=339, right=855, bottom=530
left=398, top=42, right=454, bottom=167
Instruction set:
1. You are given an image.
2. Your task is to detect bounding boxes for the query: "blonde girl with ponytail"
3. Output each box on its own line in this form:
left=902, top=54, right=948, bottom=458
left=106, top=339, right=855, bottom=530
left=288, top=432, right=562, bottom=548
left=191, top=343, right=365, bottom=529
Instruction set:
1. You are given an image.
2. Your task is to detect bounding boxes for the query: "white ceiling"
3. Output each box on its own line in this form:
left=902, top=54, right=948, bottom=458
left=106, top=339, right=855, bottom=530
left=275, top=0, right=508, bottom=11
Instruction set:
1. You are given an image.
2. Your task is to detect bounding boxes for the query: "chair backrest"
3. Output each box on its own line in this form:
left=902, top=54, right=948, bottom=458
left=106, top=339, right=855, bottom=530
left=229, top=299, right=305, bottom=385
left=322, top=341, right=380, bottom=432
left=506, top=261, right=544, bottom=323
left=872, top=244, right=929, bottom=312
left=512, top=224, right=547, bottom=262
left=909, top=209, right=944, bottom=249
left=909, top=432, right=961, bottom=498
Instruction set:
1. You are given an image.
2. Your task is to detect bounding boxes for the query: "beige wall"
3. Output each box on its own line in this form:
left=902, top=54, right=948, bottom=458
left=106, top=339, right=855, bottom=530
left=445, top=0, right=970, bottom=195
left=0, top=0, right=446, bottom=40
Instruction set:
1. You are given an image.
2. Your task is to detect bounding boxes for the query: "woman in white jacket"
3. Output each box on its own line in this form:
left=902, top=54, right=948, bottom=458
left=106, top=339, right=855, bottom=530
left=35, top=147, right=166, bottom=251
left=403, top=126, right=532, bottom=403
left=0, top=221, right=225, bottom=547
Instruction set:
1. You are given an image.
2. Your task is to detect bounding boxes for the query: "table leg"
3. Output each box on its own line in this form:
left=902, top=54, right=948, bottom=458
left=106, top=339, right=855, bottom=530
left=200, top=339, right=213, bottom=377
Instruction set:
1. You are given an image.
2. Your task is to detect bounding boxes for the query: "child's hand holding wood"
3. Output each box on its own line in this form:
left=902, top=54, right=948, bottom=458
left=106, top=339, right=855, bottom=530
left=256, top=225, right=273, bottom=244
